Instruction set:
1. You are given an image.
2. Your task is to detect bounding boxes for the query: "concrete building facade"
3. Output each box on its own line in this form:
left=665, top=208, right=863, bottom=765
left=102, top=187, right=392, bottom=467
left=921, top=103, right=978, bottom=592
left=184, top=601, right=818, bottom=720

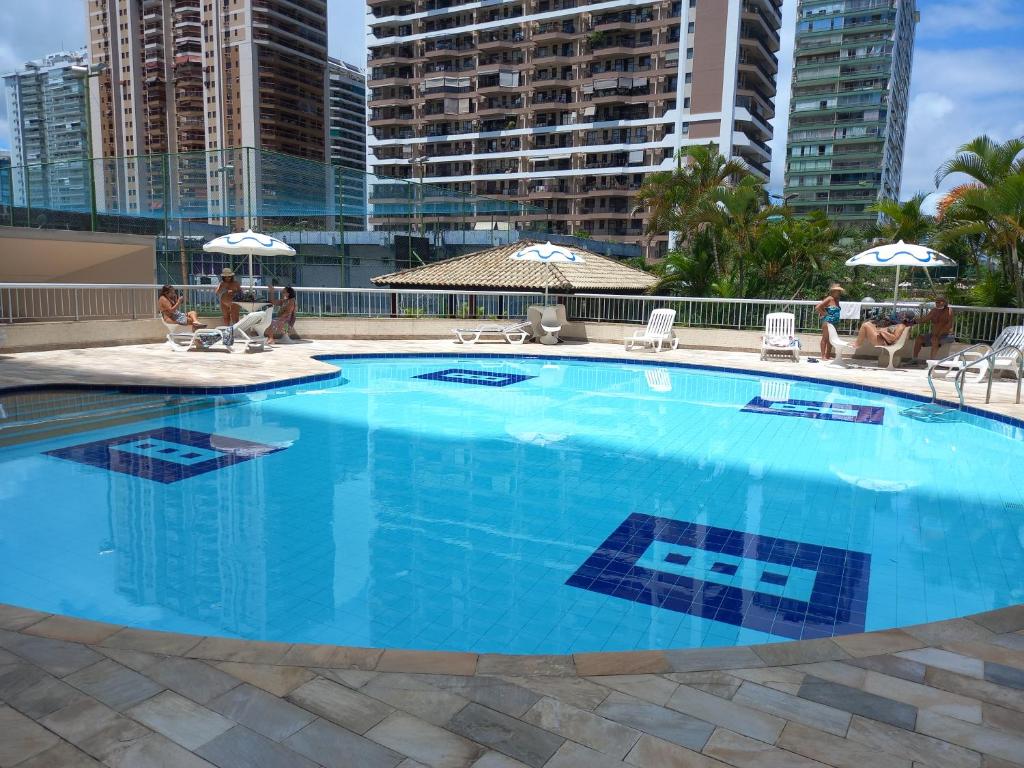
left=85, top=0, right=329, bottom=220
left=328, top=58, right=368, bottom=231
left=366, top=0, right=782, bottom=256
left=783, top=0, right=918, bottom=226
left=2, top=49, right=90, bottom=211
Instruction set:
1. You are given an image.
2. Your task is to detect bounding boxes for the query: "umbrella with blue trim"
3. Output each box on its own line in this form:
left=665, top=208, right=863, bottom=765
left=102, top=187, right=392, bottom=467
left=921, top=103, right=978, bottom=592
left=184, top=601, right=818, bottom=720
left=203, top=229, right=296, bottom=287
left=845, top=240, right=956, bottom=307
left=509, top=241, right=585, bottom=301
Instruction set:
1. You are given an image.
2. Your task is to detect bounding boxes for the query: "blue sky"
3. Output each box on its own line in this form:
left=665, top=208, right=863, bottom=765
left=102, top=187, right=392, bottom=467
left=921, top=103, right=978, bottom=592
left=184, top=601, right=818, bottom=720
left=1, top=0, right=1021, bottom=205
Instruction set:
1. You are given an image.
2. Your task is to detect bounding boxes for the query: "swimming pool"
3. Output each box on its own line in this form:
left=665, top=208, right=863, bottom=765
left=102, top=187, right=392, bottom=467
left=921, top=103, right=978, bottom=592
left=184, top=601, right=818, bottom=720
left=1, top=354, right=1022, bottom=654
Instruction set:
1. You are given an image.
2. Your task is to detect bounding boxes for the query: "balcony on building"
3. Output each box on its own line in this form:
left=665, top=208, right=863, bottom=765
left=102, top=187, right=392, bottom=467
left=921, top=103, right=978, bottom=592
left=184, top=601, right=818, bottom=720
left=477, top=29, right=525, bottom=51
left=532, top=20, right=576, bottom=42
left=590, top=9, right=654, bottom=32
left=476, top=70, right=522, bottom=94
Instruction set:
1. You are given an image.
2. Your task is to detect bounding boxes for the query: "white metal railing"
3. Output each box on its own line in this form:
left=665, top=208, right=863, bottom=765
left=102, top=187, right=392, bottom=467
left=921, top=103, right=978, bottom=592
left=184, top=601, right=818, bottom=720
left=2, top=283, right=1024, bottom=345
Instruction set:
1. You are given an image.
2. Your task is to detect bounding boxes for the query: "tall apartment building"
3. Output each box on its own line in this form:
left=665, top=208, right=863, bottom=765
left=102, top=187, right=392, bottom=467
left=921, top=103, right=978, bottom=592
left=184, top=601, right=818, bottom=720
left=2, top=49, right=90, bottom=211
left=367, top=0, right=782, bottom=255
left=86, top=0, right=328, bottom=218
left=783, top=0, right=918, bottom=226
left=0, top=150, right=10, bottom=207
left=328, top=58, right=368, bottom=231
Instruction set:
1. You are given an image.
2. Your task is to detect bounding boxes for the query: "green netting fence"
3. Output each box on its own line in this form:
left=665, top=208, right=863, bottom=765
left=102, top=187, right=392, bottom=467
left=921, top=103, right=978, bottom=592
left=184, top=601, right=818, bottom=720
left=0, top=146, right=549, bottom=236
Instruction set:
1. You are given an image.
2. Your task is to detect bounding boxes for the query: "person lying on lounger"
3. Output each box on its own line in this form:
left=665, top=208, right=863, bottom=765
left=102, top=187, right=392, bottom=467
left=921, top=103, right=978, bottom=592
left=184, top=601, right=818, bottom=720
left=158, top=285, right=205, bottom=331
left=855, top=314, right=914, bottom=348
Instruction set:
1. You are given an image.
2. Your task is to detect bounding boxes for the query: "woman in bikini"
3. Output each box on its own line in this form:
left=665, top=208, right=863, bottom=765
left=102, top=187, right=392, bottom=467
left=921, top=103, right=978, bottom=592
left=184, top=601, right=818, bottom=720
left=815, top=283, right=844, bottom=359
left=855, top=314, right=915, bottom=347
left=265, top=286, right=297, bottom=346
left=157, top=285, right=204, bottom=330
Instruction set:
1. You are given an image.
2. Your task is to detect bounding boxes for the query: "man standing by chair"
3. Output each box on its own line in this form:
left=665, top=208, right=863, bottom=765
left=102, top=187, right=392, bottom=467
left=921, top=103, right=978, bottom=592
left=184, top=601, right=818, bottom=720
left=913, top=297, right=955, bottom=360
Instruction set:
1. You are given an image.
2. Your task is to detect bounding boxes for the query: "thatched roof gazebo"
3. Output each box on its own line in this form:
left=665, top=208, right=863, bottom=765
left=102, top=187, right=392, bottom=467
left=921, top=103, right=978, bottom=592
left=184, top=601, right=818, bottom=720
left=371, top=240, right=656, bottom=294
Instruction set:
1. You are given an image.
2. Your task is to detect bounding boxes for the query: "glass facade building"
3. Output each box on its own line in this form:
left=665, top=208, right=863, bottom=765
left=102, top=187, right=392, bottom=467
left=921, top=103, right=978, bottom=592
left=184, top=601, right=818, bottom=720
left=783, top=0, right=918, bottom=226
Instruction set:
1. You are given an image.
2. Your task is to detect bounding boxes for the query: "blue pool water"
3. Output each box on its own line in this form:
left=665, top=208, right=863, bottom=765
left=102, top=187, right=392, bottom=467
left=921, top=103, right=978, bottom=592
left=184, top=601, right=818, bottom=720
left=1, top=355, right=1023, bottom=654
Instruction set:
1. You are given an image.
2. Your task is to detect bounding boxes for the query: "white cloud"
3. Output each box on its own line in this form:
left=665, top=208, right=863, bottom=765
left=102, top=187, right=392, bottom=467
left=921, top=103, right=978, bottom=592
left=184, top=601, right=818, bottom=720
left=917, top=0, right=1023, bottom=38
left=900, top=45, right=1024, bottom=202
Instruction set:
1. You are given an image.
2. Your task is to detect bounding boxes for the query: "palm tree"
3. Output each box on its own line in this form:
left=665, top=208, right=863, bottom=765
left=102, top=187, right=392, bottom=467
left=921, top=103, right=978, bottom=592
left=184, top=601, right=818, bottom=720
left=934, top=135, right=1024, bottom=214
left=648, top=230, right=718, bottom=296
left=868, top=194, right=935, bottom=244
left=695, top=176, right=777, bottom=298
left=942, top=174, right=1024, bottom=306
left=634, top=143, right=749, bottom=277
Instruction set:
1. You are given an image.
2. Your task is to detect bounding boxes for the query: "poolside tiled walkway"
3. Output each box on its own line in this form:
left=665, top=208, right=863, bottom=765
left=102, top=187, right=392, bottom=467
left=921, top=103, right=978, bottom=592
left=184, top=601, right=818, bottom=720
left=1, top=604, right=1023, bottom=767
left=1, top=339, right=1022, bottom=766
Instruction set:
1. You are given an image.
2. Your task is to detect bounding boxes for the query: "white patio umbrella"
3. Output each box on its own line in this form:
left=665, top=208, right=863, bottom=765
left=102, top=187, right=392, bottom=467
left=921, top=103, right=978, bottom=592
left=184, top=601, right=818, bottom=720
left=509, top=241, right=585, bottom=301
left=202, top=229, right=296, bottom=287
left=845, top=240, right=956, bottom=308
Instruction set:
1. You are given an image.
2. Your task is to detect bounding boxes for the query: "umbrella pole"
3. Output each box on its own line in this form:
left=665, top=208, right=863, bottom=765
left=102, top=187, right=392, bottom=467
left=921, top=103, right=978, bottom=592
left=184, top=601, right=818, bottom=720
left=892, top=264, right=900, bottom=310
left=248, top=252, right=254, bottom=292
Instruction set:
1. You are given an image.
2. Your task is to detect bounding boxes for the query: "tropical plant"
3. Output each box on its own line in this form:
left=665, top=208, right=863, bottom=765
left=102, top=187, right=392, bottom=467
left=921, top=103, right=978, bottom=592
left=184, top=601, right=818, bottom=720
left=942, top=173, right=1024, bottom=305
left=934, top=135, right=1024, bottom=212
left=868, top=194, right=935, bottom=244
left=695, top=176, right=778, bottom=298
left=633, top=143, right=749, bottom=278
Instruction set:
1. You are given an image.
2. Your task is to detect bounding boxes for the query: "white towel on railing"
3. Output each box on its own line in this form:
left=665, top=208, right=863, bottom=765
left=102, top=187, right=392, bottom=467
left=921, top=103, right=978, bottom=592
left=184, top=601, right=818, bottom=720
left=839, top=301, right=862, bottom=320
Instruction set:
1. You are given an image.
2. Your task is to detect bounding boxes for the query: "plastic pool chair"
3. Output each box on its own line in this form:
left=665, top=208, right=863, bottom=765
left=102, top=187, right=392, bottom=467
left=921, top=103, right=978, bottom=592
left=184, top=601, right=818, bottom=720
left=625, top=308, right=679, bottom=352
left=225, top=305, right=273, bottom=352
left=875, top=324, right=912, bottom=369
left=929, top=325, right=1024, bottom=382
left=825, top=323, right=857, bottom=367
left=760, top=312, right=800, bottom=361
left=452, top=320, right=531, bottom=345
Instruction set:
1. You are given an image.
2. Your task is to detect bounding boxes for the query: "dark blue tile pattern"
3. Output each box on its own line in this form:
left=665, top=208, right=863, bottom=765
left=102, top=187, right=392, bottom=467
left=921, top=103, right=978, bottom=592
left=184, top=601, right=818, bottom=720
left=414, top=368, right=536, bottom=388
left=760, top=571, right=789, bottom=586
left=45, top=427, right=285, bottom=484
left=665, top=553, right=691, bottom=566
left=741, top=396, right=885, bottom=425
left=566, top=513, right=871, bottom=640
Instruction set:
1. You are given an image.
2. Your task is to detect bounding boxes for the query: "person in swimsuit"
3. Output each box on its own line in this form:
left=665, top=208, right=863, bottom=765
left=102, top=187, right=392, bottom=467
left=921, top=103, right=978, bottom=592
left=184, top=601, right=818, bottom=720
left=157, top=285, right=204, bottom=330
left=815, top=283, right=845, bottom=359
left=855, top=315, right=914, bottom=347
left=265, top=286, right=297, bottom=346
left=215, top=267, right=242, bottom=326
left=913, top=296, right=955, bottom=359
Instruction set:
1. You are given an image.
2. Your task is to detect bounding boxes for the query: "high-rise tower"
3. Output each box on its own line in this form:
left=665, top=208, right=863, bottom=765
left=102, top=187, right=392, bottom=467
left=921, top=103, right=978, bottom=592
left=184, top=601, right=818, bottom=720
left=86, top=0, right=328, bottom=218
left=367, top=0, right=782, bottom=256
left=783, top=0, right=918, bottom=226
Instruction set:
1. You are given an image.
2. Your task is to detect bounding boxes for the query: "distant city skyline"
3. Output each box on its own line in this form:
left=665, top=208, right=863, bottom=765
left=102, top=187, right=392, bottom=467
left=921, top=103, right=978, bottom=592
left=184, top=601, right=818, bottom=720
left=0, top=0, right=1021, bottom=208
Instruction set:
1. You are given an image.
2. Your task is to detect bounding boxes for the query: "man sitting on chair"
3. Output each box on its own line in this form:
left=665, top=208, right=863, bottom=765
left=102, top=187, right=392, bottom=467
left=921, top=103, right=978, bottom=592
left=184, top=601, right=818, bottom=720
left=913, top=297, right=955, bottom=360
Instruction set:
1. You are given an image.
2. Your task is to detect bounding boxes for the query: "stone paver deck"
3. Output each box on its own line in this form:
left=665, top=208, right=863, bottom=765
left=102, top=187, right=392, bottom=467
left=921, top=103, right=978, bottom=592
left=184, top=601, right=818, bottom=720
left=1, top=339, right=1022, bottom=767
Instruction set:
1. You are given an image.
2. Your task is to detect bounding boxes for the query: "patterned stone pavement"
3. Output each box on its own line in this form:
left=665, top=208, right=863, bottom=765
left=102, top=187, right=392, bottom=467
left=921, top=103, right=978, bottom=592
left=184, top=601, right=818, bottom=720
left=1, top=604, right=1023, bottom=768
left=1, top=339, right=1022, bottom=767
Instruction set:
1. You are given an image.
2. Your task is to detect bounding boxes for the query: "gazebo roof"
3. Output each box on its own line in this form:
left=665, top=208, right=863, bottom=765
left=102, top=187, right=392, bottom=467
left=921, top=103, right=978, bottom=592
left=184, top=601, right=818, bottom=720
left=371, top=240, right=656, bottom=293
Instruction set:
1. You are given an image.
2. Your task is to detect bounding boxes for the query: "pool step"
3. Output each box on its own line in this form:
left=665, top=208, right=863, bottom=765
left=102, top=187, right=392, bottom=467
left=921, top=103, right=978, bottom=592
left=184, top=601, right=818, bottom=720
left=899, top=402, right=961, bottom=423
left=0, top=389, right=219, bottom=449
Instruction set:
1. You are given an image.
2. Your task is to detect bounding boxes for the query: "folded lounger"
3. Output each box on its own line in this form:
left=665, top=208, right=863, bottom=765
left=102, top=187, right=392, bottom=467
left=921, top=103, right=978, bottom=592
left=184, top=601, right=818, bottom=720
left=452, top=321, right=531, bottom=345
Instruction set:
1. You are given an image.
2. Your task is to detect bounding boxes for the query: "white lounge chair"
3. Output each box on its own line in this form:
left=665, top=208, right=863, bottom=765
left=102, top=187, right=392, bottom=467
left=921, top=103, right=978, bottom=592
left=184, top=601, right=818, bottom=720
left=929, top=325, right=1024, bottom=382
left=625, top=309, right=679, bottom=352
left=165, top=307, right=272, bottom=353
left=875, top=324, right=912, bottom=369
left=232, top=305, right=273, bottom=352
left=825, top=323, right=857, bottom=367
left=452, top=320, right=531, bottom=345
left=760, top=312, right=800, bottom=361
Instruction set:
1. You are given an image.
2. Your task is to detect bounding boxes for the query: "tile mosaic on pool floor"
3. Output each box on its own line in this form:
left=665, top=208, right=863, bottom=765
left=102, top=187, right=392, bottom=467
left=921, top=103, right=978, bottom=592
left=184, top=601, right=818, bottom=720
left=43, top=426, right=285, bottom=484
left=566, top=513, right=871, bottom=641
left=413, top=368, right=537, bottom=387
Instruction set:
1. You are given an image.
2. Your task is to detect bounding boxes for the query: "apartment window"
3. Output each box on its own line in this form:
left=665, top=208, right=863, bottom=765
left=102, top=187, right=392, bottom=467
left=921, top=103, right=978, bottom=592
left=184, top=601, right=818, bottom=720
left=688, top=22, right=695, bottom=33
left=684, top=73, right=692, bottom=84
left=686, top=48, right=693, bottom=60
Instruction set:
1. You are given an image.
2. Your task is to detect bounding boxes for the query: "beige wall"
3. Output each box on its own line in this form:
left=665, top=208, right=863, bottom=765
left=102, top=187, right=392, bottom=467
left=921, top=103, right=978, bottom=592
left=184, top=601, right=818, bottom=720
left=690, top=0, right=728, bottom=114
left=0, top=227, right=156, bottom=284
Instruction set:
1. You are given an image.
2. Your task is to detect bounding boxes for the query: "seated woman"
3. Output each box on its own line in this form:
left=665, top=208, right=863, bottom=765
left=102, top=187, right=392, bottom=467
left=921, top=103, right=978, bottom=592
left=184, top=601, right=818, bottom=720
left=265, top=286, right=297, bottom=346
left=158, top=285, right=205, bottom=331
left=855, top=314, right=914, bottom=348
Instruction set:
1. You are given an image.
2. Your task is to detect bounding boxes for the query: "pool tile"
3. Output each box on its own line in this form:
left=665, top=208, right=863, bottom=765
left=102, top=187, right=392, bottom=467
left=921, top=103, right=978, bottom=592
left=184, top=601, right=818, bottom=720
left=567, top=513, right=871, bottom=641
left=413, top=368, right=536, bottom=388
left=44, top=427, right=285, bottom=484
